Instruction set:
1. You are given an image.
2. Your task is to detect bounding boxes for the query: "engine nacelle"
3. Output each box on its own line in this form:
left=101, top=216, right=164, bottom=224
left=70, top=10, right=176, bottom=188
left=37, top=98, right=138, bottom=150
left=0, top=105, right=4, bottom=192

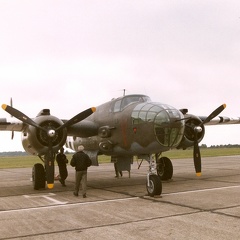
left=177, top=114, right=205, bottom=150
left=21, top=111, right=67, bottom=156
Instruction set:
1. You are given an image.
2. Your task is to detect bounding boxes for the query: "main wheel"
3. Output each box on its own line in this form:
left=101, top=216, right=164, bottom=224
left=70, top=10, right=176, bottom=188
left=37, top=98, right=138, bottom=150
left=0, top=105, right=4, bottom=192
left=32, top=163, right=46, bottom=190
left=146, top=175, right=162, bottom=197
left=157, top=157, right=173, bottom=180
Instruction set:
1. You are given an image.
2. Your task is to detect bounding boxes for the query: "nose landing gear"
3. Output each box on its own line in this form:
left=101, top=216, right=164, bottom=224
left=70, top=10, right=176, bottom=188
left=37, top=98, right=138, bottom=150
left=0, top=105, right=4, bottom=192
left=146, top=156, right=162, bottom=197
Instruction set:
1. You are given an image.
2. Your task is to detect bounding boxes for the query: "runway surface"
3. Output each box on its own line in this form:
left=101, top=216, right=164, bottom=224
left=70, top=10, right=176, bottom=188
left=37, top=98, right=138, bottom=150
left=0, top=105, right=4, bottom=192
left=0, top=156, right=239, bottom=239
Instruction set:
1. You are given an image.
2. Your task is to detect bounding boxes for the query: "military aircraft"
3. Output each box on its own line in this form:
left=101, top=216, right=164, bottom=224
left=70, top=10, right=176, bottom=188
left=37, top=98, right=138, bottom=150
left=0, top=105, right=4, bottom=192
left=0, top=94, right=238, bottom=196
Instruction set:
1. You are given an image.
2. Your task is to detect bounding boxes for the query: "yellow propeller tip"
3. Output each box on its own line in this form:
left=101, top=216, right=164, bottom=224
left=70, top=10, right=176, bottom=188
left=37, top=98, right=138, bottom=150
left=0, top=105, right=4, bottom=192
left=47, top=183, right=54, bottom=189
left=91, top=107, right=96, bottom=112
left=2, top=104, right=7, bottom=110
left=196, top=172, right=202, bottom=177
left=223, top=103, right=226, bottom=109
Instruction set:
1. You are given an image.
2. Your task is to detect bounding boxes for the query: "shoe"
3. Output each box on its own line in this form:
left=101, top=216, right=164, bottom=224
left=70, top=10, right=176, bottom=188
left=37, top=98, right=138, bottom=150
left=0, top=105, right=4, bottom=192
left=83, top=194, right=86, bottom=198
left=73, top=192, right=78, bottom=197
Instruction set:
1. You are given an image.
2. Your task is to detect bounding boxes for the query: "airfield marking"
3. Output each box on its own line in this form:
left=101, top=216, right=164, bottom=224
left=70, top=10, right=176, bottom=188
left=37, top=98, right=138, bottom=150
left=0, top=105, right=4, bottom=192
left=0, top=197, right=138, bottom=214
left=162, top=185, right=240, bottom=196
left=1, top=185, right=239, bottom=214
left=23, top=193, right=68, bottom=205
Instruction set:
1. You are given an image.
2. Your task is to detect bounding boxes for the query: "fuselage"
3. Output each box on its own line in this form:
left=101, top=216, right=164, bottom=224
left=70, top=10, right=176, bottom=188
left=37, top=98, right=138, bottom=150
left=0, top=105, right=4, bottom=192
left=68, top=94, right=185, bottom=156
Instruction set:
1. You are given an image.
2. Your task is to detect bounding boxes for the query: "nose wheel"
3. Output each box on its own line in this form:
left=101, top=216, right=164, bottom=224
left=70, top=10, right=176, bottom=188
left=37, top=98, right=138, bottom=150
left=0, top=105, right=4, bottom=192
left=146, top=174, right=162, bottom=197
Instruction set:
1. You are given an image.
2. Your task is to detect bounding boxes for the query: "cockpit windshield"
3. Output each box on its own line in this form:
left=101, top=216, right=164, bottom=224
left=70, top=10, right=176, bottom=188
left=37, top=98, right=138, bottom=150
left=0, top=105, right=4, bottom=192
left=111, top=95, right=151, bottom=112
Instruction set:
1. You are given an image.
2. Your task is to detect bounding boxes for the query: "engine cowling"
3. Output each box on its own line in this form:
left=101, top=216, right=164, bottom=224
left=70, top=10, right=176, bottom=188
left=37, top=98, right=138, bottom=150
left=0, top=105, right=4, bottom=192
left=21, top=112, right=67, bottom=156
left=177, top=114, right=205, bottom=150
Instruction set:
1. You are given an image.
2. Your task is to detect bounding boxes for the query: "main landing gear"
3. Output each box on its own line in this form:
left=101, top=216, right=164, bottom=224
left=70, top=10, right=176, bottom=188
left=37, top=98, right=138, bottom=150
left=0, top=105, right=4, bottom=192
left=32, top=153, right=55, bottom=190
left=32, top=163, right=46, bottom=190
left=155, top=154, right=173, bottom=181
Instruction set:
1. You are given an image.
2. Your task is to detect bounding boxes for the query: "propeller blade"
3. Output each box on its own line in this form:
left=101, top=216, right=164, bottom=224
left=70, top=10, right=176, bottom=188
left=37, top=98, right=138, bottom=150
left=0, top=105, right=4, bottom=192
left=57, top=107, right=96, bottom=131
left=44, top=145, right=55, bottom=189
left=193, top=135, right=201, bottom=176
left=10, top=98, right=13, bottom=117
left=2, top=104, right=46, bottom=131
left=11, top=131, right=14, bottom=140
left=201, top=104, right=226, bottom=125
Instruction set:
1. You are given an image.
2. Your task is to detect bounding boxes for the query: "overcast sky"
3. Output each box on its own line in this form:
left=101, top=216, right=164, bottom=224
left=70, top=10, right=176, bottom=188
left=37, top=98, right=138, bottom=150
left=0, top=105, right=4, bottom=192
left=0, top=0, right=240, bottom=151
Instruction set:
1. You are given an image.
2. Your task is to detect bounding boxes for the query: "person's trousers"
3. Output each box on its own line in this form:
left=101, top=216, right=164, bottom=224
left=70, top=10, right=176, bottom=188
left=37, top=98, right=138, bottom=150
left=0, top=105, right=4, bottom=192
left=75, top=170, right=87, bottom=195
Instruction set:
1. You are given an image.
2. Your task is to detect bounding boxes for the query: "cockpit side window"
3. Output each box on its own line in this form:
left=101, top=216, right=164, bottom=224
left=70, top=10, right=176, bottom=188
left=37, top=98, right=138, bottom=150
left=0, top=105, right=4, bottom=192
left=113, top=100, right=121, bottom=112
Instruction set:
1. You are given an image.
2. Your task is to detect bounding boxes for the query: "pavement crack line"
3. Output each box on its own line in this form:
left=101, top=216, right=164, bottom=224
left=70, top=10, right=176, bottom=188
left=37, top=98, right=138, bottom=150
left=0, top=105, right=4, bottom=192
left=141, top=196, right=240, bottom=220
left=0, top=210, right=201, bottom=240
left=1, top=203, right=239, bottom=240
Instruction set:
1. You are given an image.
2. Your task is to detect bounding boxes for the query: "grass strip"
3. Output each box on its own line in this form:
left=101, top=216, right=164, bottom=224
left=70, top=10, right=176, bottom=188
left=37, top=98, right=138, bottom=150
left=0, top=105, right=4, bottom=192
left=0, top=148, right=239, bottom=169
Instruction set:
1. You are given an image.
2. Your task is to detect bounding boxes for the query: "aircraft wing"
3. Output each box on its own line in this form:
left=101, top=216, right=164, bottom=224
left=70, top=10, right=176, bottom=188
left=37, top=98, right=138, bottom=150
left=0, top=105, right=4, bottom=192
left=199, top=116, right=240, bottom=125
left=1, top=113, right=240, bottom=136
left=0, top=117, right=99, bottom=138
left=0, top=118, right=24, bottom=131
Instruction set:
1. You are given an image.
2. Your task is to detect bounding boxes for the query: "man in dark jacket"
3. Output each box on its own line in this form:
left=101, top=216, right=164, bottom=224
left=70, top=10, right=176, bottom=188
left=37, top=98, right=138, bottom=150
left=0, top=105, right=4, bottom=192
left=56, top=147, right=68, bottom=186
left=70, top=145, right=92, bottom=198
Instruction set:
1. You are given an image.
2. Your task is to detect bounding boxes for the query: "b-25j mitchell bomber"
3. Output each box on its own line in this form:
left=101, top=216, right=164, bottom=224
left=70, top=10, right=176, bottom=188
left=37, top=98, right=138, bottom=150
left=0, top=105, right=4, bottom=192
left=0, top=94, right=239, bottom=196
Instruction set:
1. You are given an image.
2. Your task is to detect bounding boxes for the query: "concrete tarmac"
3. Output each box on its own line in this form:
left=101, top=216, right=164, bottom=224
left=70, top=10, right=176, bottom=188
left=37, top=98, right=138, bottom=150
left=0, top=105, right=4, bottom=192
left=0, top=155, right=239, bottom=240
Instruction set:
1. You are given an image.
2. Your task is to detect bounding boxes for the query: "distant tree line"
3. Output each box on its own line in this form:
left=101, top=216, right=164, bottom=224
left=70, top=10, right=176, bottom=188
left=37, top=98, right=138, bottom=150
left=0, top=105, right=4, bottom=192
left=0, top=146, right=239, bottom=157
left=0, top=151, right=28, bottom=156
left=0, top=150, right=73, bottom=157
left=200, top=144, right=240, bottom=149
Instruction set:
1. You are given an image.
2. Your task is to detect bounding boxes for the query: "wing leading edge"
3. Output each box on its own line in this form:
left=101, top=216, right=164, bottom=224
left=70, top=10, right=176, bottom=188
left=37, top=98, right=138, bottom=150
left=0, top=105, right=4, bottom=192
left=200, top=116, right=240, bottom=125
left=0, top=118, right=24, bottom=131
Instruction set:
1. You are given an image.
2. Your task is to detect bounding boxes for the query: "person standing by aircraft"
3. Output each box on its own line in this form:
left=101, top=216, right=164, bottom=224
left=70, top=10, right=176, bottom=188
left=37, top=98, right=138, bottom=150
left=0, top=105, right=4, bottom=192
left=114, top=160, right=122, bottom=178
left=70, top=145, right=92, bottom=198
left=56, top=147, right=68, bottom=186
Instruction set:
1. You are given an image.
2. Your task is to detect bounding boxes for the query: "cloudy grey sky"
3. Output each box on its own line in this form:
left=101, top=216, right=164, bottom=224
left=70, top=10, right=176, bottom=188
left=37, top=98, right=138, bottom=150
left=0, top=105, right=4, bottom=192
left=0, top=0, right=240, bottom=151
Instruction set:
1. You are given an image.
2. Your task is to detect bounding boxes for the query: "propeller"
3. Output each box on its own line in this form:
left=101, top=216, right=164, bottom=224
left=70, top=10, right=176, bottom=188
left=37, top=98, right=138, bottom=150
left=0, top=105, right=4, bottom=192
left=192, top=104, right=226, bottom=176
left=1, top=103, right=96, bottom=188
left=2, top=104, right=46, bottom=131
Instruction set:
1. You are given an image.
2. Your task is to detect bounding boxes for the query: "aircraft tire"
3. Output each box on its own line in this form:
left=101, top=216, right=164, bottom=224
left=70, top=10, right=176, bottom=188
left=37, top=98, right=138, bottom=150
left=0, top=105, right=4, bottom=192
left=146, top=175, right=162, bottom=197
left=157, top=157, right=173, bottom=180
left=32, top=163, right=46, bottom=190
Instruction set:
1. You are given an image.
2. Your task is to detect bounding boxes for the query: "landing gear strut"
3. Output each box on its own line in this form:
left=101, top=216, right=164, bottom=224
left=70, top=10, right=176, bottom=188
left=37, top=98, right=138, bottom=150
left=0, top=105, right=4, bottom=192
left=146, top=156, right=162, bottom=197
